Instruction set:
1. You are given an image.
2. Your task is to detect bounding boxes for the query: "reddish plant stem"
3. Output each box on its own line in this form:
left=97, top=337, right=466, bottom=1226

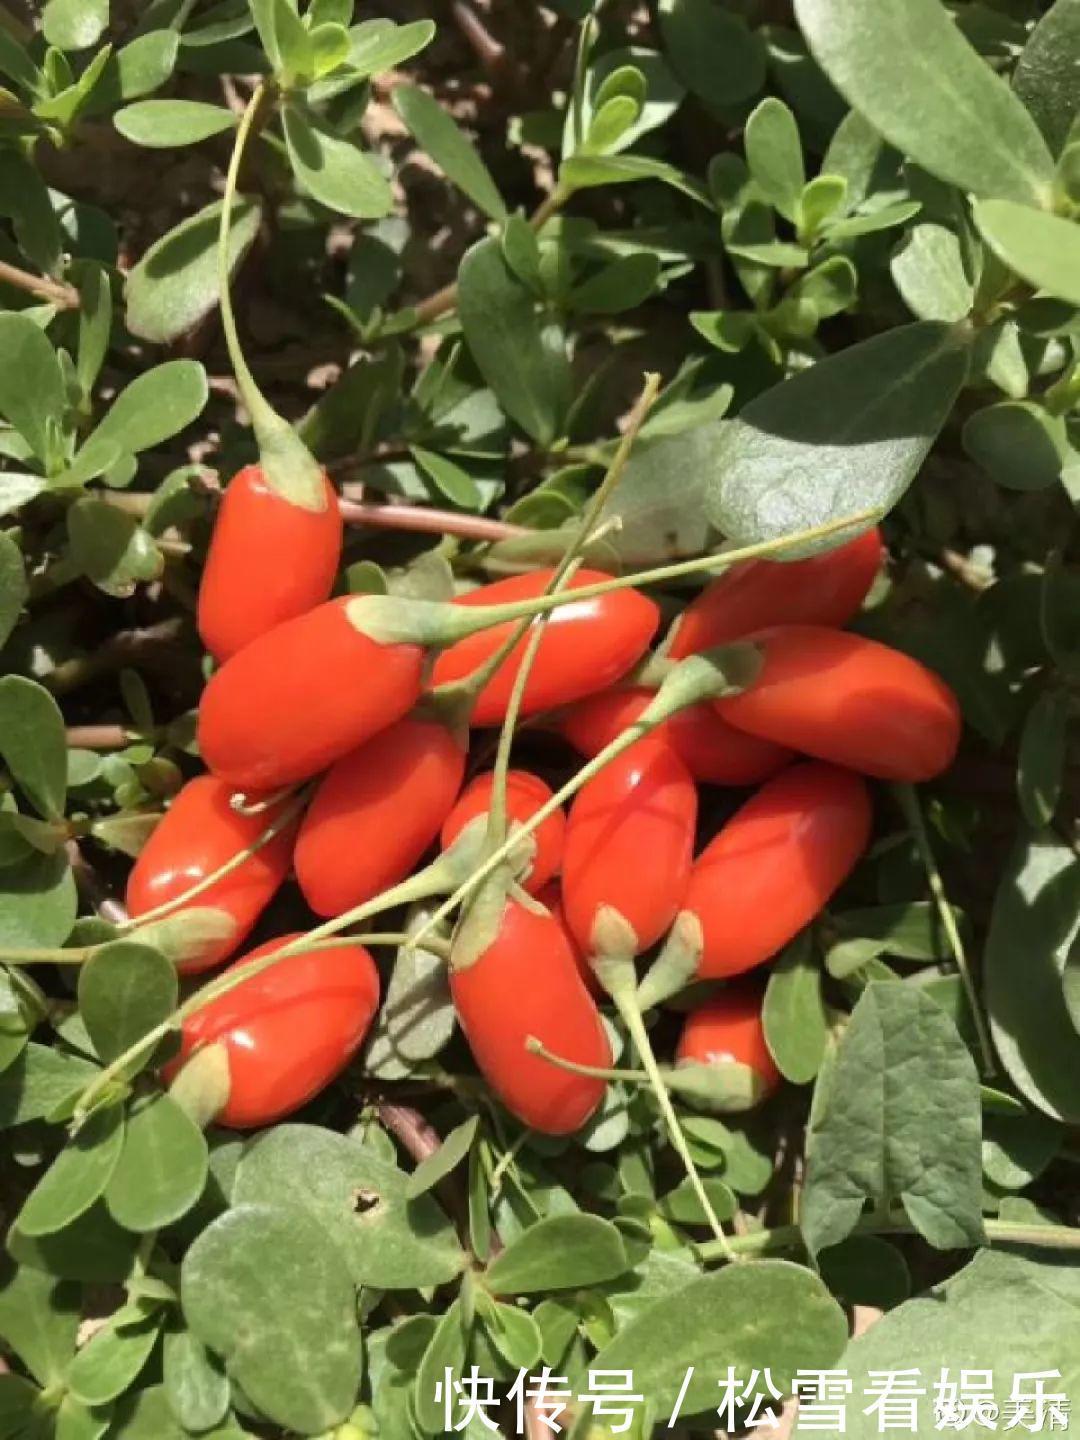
left=450, top=0, right=527, bottom=90
left=377, top=1101, right=443, bottom=1164
left=65, top=725, right=136, bottom=749
left=0, top=258, right=79, bottom=309
left=339, top=489, right=527, bottom=544
left=377, top=1102, right=472, bottom=1239
left=185, top=473, right=527, bottom=544
left=66, top=841, right=129, bottom=926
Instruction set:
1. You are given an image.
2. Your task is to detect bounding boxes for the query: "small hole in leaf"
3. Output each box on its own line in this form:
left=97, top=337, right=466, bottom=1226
left=352, top=1187, right=382, bottom=1218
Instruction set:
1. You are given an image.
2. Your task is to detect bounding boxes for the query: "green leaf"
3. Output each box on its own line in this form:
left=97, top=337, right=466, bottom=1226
left=232, top=1124, right=465, bottom=1290
left=794, top=0, right=1055, bottom=205
left=35, top=46, right=112, bottom=129
left=0, top=313, right=65, bottom=465
left=72, top=260, right=112, bottom=400
left=0, top=850, right=76, bottom=952
left=338, top=18, right=436, bottom=82
left=0, top=1260, right=79, bottom=1385
left=411, top=1300, right=465, bottom=1434
left=282, top=101, right=392, bottom=220
left=364, top=929, right=456, bottom=1079
left=0, top=150, right=64, bottom=278
left=560, top=152, right=711, bottom=207
left=983, top=1108, right=1061, bottom=1191
left=0, top=29, right=41, bottom=93
left=393, top=84, right=506, bottom=221
left=0, top=676, right=66, bottom=821
left=801, top=984, right=984, bottom=1257
left=68, top=359, right=208, bottom=484
left=1014, top=0, right=1080, bottom=156
left=485, top=1215, right=630, bottom=1295
left=890, top=223, right=974, bottom=322
left=596, top=423, right=721, bottom=564
left=181, top=1203, right=362, bottom=1436
left=0, top=1044, right=99, bottom=1130
left=745, top=97, right=805, bottom=222
left=105, top=1093, right=209, bottom=1232
left=763, top=932, right=828, bottom=1085
left=825, top=900, right=968, bottom=977
left=114, top=98, right=236, bottom=147
left=66, top=500, right=163, bottom=598
left=77, top=941, right=176, bottom=1069
left=588, top=1260, right=846, bottom=1421
left=54, top=1392, right=111, bottom=1440
left=658, top=0, right=766, bottom=109
left=784, top=254, right=856, bottom=322
left=974, top=199, right=1080, bottom=306
left=817, top=1234, right=911, bottom=1311
left=125, top=198, right=261, bottom=346
left=98, top=30, right=179, bottom=105
left=656, top=1175, right=737, bottom=1227
left=109, top=1384, right=244, bottom=1440
left=410, top=446, right=483, bottom=511
left=458, top=236, right=570, bottom=447
left=566, top=251, right=661, bottom=313
left=575, top=47, right=684, bottom=156
left=818, top=1251, right=1080, bottom=1440
left=582, top=94, right=640, bottom=154
left=479, top=1297, right=542, bottom=1373
left=963, top=399, right=1072, bottom=492
left=7, top=1201, right=139, bottom=1284
left=405, top=1116, right=479, bottom=1201
left=986, top=830, right=1080, bottom=1122
left=43, top=0, right=108, bottom=50
left=66, top=1306, right=162, bottom=1407
left=17, top=1103, right=126, bottom=1238
left=705, top=322, right=969, bottom=550
left=163, top=1328, right=230, bottom=1434
left=1017, top=690, right=1069, bottom=829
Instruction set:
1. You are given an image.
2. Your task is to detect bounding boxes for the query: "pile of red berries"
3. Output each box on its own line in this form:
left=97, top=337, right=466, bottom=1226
left=131, top=489, right=960, bottom=1136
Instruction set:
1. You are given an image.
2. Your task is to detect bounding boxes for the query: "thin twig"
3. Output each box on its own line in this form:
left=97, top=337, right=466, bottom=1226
left=0, top=258, right=79, bottom=310
left=894, top=784, right=996, bottom=1078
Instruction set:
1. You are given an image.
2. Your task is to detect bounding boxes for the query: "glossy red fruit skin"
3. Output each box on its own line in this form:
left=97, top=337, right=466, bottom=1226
left=126, top=775, right=297, bottom=975
left=684, top=761, right=872, bottom=981
left=295, top=716, right=466, bottom=917
left=197, top=466, right=343, bottom=663
left=559, top=686, right=790, bottom=787
left=536, top=882, right=602, bottom=998
left=440, top=770, right=565, bottom=894
left=668, top=528, right=883, bottom=659
left=563, top=737, right=697, bottom=956
left=715, top=625, right=961, bottom=782
left=677, top=988, right=780, bottom=1095
left=431, top=569, right=659, bottom=725
left=168, top=933, right=379, bottom=1129
left=450, top=898, right=610, bottom=1134
left=197, top=598, right=424, bottom=791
